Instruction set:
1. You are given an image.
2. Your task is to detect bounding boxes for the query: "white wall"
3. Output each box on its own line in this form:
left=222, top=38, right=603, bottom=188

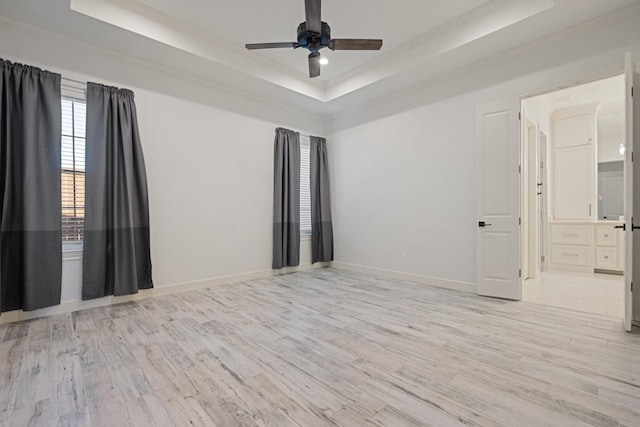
left=329, top=9, right=640, bottom=286
left=598, top=110, right=626, bottom=163
left=0, top=24, right=322, bottom=316
left=330, top=96, right=477, bottom=284
left=3, top=4, right=640, bottom=317
left=599, top=138, right=626, bottom=163
left=60, top=90, right=317, bottom=303
left=327, top=84, right=560, bottom=285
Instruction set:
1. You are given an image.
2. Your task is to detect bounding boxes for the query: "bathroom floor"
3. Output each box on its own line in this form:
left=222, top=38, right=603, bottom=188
left=523, top=270, right=625, bottom=318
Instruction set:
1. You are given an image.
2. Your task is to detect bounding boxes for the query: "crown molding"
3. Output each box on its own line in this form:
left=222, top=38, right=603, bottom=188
left=0, top=14, right=329, bottom=134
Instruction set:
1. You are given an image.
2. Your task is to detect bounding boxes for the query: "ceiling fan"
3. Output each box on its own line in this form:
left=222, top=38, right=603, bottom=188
left=245, top=0, right=383, bottom=78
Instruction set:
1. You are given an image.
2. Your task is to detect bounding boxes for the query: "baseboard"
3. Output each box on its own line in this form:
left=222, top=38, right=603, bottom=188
left=594, top=268, right=624, bottom=276
left=0, top=262, right=331, bottom=325
left=549, top=264, right=593, bottom=274
left=331, top=262, right=477, bottom=294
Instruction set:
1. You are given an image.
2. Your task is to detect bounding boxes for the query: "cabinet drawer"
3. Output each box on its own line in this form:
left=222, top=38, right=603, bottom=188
left=550, top=225, right=591, bottom=245
left=596, top=226, right=618, bottom=247
left=551, top=245, right=590, bottom=266
left=596, top=247, right=618, bottom=270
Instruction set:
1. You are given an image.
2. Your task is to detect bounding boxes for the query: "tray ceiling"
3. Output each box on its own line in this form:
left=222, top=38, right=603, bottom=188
left=0, top=0, right=638, bottom=116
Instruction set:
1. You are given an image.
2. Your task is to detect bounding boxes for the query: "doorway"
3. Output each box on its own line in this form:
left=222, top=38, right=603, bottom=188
left=520, top=75, right=626, bottom=319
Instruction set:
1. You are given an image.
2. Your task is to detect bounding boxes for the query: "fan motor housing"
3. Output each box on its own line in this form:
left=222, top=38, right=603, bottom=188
left=297, top=21, right=331, bottom=52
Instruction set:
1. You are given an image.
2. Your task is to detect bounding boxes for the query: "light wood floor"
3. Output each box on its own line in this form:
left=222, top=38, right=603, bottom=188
left=1, top=268, right=639, bottom=426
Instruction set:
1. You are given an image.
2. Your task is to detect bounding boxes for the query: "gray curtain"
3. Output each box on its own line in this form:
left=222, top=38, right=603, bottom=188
left=310, top=136, right=334, bottom=263
left=273, top=128, right=300, bottom=269
left=0, top=59, right=62, bottom=312
left=83, top=82, right=152, bottom=300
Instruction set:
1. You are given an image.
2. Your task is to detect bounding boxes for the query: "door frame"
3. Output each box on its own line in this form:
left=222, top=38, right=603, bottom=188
left=539, top=131, right=549, bottom=272
left=521, top=118, right=541, bottom=280
left=518, top=70, right=631, bottom=330
left=521, top=116, right=530, bottom=280
left=624, top=53, right=637, bottom=332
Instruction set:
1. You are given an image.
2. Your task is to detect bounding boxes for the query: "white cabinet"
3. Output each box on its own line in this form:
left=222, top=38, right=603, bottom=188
left=554, top=114, right=595, bottom=148
left=596, top=247, right=618, bottom=269
left=550, top=222, right=624, bottom=273
left=594, top=223, right=624, bottom=271
left=554, top=146, right=594, bottom=220
left=550, top=223, right=592, bottom=272
left=552, top=111, right=596, bottom=221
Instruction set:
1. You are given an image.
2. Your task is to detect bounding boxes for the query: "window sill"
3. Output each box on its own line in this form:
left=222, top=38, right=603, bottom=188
left=63, top=242, right=83, bottom=260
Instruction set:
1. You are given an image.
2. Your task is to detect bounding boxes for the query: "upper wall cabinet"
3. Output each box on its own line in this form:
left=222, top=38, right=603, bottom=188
left=554, top=114, right=595, bottom=149
left=552, top=105, right=597, bottom=221
left=554, top=145, right=595, bottom=220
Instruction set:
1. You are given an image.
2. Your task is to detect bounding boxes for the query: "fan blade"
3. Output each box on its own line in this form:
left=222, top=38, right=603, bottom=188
left=305, top=0, right=322, bottom=34
left=245, top=42, right=298, bottom=50
left=308, top=52, right=321, bottom=78
left=328, top=39, right=383, bottom=51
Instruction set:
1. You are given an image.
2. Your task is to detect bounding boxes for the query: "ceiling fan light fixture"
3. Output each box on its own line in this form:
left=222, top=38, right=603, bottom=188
left=244, top=0, right=383, bottom=78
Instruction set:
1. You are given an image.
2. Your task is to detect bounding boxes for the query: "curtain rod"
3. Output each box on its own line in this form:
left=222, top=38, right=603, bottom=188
left=279, top=128, right=318, bottom=139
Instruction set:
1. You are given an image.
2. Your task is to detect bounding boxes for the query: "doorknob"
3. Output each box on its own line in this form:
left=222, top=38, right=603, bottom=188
left=478, top=221, right=492, bottom=227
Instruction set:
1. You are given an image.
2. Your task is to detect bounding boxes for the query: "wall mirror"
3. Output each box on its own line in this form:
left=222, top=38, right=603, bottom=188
left=597, top=109, right=625, bottom=221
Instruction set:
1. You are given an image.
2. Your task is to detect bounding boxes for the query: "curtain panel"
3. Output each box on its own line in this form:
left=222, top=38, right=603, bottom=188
left=0, top=59, right=62, bottom=312
left=310, top=136, right=334, bottom=263
left=83, top=82, right=153, bottom=300
left=273, top=127, right=301, bottom=269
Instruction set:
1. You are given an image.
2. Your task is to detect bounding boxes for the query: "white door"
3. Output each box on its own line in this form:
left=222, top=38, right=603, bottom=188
left=476, top=100, right=522, bottom=300
left=625, top=53, right=640, bottom=331
left=540, top=132, right=549, bottom=271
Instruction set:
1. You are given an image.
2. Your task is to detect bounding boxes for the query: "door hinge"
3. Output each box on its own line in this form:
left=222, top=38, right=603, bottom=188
left=519, top=269, right=522, bottom=278
left=541, top=255, right=545, bottom=262
left=519, top=217, right=521, bottom=225
left=519, top=165, right=521, bottom=173
left=632, top=87, right=634, bottom=98
left=631, top=282, right=633, bottom=292
left=519, top=112, right=521, bottom=120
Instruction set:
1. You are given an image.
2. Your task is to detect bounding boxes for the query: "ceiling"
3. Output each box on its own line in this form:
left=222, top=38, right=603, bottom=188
left=132, top=0, right=492, bottom=81
left=0, top=0, right=639, bottom=116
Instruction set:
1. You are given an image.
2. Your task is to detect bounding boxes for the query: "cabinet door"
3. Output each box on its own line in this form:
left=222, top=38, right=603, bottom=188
left=596, top=225, right=618, bottom=247
left=554, top=145, right=594, bottom=220
left=555, top=115, right=595, bottom=148
left=596, top=247, right=618, bottom=269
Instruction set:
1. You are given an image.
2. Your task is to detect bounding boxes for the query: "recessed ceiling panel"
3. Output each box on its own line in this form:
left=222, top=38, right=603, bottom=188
left=134, top=0, right=492, bottom=80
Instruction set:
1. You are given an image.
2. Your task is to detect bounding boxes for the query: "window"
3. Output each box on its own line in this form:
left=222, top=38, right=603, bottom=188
left=300, top=135, right=311, bottom=236
left=61, top=97, right=86, bottom=243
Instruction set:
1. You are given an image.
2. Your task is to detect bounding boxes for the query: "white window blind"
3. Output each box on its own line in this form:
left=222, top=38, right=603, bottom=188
left=61, top=97, right=86, bottom=242
left=300, top=136, right=312, bottom=236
